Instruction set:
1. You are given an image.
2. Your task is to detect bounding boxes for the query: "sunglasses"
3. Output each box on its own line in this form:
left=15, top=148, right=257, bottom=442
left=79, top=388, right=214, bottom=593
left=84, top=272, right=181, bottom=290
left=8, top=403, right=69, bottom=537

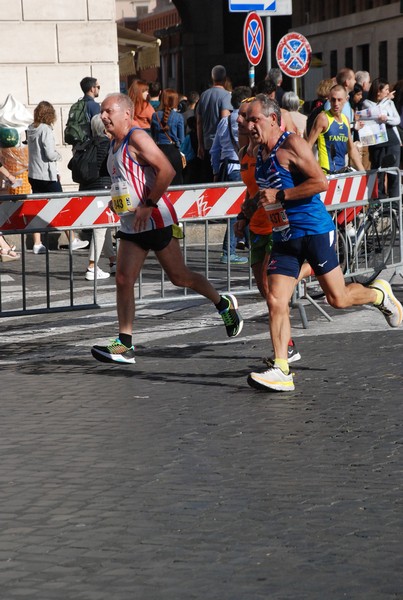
left=242, top=96, right=256, bottom=103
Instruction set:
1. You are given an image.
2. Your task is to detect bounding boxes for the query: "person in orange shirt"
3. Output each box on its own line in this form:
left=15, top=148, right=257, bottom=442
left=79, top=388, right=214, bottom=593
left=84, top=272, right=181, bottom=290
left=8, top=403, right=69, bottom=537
left=128, top=79, right=155, bottom=133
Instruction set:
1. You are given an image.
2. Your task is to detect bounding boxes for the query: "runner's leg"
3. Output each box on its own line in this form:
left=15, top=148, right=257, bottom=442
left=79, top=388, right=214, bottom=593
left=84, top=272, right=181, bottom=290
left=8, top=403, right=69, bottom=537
left=115, top=239, right=148, bottom=335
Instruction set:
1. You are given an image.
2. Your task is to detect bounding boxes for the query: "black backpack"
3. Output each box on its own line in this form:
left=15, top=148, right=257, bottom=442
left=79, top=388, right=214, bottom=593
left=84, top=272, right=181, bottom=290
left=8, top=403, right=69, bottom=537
left=67, top=137, right=101, bottom=184
left=64, top=98, right=91, bottom=146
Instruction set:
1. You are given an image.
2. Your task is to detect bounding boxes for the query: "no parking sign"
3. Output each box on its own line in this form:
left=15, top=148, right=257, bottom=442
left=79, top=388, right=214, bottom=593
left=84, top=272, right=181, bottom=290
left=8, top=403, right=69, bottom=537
left=243, top=12, right=265, bottom=66
left=276, top=32, right=312, bottom=78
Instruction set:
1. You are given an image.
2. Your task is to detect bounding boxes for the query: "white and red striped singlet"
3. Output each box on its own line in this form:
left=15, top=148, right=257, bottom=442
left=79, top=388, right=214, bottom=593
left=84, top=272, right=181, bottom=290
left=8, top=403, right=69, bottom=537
left=108, top=126, right=178, bottom=234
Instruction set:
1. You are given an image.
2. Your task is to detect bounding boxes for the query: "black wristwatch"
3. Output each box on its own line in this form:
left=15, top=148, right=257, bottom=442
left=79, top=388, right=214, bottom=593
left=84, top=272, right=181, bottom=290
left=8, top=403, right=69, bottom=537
left=145, top=198, right=158, bottom=208
left=275, top=189, right=285, bottom=203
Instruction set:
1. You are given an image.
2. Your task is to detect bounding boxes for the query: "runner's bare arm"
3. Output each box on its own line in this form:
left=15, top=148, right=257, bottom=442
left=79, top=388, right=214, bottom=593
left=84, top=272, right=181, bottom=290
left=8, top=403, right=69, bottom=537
left=306, top=111, right=327, bottom=148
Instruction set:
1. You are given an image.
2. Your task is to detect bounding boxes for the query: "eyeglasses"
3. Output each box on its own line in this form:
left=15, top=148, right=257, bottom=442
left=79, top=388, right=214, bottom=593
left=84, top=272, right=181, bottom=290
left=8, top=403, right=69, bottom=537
left=242, top=96, right=256, bottom=103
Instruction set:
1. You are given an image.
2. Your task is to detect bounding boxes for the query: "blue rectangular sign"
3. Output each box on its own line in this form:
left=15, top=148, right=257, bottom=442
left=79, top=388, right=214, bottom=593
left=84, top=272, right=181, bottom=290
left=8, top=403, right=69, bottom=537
left=228, top=0, right=292, bottom=14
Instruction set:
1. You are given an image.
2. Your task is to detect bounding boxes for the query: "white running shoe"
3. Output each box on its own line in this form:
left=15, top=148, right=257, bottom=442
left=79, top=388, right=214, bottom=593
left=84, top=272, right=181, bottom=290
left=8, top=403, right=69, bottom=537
left=71, top=238, right=89, bottom=251
left=85, top=267, right=110, bottom=281
left=33, top=243, right=47, bottom=254
left=248, top=366, right=295, bottom=392
left=370, top=279, right=403, bottom=328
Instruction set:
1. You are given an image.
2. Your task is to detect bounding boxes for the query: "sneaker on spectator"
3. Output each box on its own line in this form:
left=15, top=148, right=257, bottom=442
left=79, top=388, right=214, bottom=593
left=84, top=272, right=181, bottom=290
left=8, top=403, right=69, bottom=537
left=91, top=338, right=136, bottom=364
left=248, top=366, right=295, bottom=392
left=33, top=243, right=46, bottom=254
left=71, top=238, right=89, bottom=251
left=263, top=341, right=301, bottom=367
left=85, top=266, right=110, bottom=281
left=218, top=293, right=243, bottom=337
left=369, top=279, right=403, bottom=328
left=236, top=241, right=248, bottom=251
left=109, top=262, right=116, bottom=275
left=220, top=253, right=248, bottom=265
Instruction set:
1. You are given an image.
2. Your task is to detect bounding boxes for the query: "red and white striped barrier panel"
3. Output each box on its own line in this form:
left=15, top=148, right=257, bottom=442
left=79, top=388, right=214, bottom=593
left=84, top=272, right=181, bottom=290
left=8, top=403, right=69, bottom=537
left=0, top=173, right=379, bottom=232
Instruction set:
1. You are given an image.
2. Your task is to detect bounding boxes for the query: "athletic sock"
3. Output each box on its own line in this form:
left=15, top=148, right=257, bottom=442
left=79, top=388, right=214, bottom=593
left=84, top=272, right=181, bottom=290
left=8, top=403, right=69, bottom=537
left=119, top=333, right=133, bottom=348
left=274, top=358, right=289, bottom=375
left=372, top=289, right=385, bottom=306
left=215, top=296, right=229, bottom=312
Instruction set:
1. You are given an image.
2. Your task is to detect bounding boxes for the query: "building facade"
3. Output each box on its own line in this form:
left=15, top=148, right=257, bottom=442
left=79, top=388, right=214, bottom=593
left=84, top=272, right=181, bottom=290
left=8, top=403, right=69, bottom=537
left=292, top=0, right=403, bottom=100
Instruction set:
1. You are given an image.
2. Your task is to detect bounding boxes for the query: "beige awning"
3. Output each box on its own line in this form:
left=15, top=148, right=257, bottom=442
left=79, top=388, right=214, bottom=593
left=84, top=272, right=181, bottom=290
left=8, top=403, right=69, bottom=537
left=117, top=25, right=160, bottom=71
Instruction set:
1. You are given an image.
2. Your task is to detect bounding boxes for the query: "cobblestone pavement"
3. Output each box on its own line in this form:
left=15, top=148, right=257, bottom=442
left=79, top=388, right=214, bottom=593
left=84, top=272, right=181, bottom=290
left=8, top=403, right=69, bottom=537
left=0, top=262, right=402, bottom=599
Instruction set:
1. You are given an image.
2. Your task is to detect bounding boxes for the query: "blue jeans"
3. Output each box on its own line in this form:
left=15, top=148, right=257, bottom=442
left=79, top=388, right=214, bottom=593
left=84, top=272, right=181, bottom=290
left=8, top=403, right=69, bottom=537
left=222, top=169, right=243, bottom=255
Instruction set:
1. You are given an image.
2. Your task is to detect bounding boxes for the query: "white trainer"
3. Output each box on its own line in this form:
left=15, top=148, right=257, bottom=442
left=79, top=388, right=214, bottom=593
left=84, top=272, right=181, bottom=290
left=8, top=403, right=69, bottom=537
left=71, top=238, right=89, bottom=251
left=33, top=243, right=47, bottom=254
left=248, top=366, right=295, bottom=392
left=85, top=267, right=110, bottom=281
left=370, top=279, right=403, bottom=328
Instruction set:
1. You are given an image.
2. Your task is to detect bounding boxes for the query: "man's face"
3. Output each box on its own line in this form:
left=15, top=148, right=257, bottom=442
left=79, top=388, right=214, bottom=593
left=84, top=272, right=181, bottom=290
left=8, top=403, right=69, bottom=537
left=246, top=101, right=274, bottom=144
left=100, top=97, right=130, bottom=137
left=93, top=81, right=100, bottom=98
left=346, top=71, right=356, bottom=92
left=329, top=90, right=347, bottom=117
left=236, top=101, right=250, bottom=136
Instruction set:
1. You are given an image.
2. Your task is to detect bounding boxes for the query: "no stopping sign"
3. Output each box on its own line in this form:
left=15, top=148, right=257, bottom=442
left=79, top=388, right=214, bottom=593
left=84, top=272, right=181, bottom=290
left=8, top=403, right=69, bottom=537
left=276, top=32, right=311, bottom=78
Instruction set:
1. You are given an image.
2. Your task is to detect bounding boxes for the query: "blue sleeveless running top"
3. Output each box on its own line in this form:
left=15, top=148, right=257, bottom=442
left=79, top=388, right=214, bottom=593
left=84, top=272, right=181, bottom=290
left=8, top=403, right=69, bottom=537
left=255, top=131, right=334, bottom=241
left=108, top=126, right=177, bottom=234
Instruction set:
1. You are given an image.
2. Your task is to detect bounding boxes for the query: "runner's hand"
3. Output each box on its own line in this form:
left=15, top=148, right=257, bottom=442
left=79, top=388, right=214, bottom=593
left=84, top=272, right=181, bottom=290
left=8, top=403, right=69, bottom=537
left=133, top=206, right=153, bottom=232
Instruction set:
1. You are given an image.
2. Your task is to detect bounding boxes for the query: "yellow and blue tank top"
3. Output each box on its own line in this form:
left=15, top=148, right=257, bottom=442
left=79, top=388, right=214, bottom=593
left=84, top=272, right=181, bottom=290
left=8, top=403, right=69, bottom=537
left=317, top=111, right=349, bottom=173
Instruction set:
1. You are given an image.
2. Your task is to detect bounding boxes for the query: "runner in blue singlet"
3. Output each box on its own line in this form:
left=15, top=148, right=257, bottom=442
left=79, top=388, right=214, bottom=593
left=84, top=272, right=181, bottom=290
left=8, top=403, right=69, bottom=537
left=245, top=95, right=402, bottom=393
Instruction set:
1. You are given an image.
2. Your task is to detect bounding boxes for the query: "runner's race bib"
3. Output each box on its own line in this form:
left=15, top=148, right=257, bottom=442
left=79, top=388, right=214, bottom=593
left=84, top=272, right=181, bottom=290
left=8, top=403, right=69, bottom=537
left=111, top=181, right=139, bottom=216
left=264, top=202, right=290, bottom=232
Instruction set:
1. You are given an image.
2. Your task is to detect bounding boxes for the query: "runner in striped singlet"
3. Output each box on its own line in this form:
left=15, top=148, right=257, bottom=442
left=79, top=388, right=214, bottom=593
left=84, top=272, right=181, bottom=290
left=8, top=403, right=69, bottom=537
left=91, top=94, right=243, bottom=364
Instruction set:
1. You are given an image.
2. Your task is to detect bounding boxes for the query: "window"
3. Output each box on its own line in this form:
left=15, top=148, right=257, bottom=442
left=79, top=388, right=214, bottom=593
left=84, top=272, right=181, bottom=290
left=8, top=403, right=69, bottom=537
left=330, top=50, right=338, bottom=77
left=378, top=41, right=388, bottom=80
left=357, top=44, right=370, bottom=72
left=345, top=47, right=353, bottom=69
left=398, top=38, right=403, bottom=80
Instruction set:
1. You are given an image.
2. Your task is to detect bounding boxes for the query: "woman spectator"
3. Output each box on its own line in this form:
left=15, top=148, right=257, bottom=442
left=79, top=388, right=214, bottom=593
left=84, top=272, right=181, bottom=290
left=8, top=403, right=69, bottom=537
left=78, top=114, right=116, bottom=281
left=363, top=77, right=401, bottom=198
left=27, top=101, right=88, bottom=253
left=128, top=79, right=154, bottom=133
left=151, top=88, right=185, bottom=185
left=282, top=91, right=307, bottom=138
left=392, top=79, right=403, bottom=168
left=306, top=78, right=335, bottom=137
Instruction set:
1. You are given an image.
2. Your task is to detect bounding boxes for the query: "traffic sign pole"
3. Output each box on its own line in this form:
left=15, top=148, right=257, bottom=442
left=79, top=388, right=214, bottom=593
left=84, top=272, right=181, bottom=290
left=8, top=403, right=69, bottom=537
left=265, top=17, right=271, bottom=74
left=249, top=64, right=255, bottom=89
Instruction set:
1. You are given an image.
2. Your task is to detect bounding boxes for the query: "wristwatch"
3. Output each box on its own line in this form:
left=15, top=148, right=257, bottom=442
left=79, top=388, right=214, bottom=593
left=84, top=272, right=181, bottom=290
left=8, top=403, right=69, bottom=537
left=275, top=189, right=285, bottom=203
left=144, top=198, right=158, bottom=208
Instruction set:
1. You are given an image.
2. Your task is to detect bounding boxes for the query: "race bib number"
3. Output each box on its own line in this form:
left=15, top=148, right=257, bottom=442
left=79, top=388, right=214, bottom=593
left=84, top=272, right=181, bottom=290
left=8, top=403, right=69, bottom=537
left=264, top=202, right=290, bottom=232
left=111, top=181, right=136, bottom=215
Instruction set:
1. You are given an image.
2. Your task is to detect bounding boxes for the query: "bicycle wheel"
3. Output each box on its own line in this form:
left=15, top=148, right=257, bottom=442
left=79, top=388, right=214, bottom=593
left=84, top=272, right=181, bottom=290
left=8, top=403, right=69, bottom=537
left=352, top=207, right=398, bottom=285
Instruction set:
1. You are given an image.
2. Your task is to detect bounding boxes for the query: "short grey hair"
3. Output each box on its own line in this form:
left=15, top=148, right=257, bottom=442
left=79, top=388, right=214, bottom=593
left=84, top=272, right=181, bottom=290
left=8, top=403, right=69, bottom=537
left=355, top=70, right=370, bottom=86
left=211, top=65, right=226, bottom=83
left=91, top=114, right=107, bottom=137
left=282, top=91, right=300, bottom=112
left=267, top=67, right=283, bottom=86
left=253, top=94, right=281, bottom=125
left=103, top=93, right=134, bottom=118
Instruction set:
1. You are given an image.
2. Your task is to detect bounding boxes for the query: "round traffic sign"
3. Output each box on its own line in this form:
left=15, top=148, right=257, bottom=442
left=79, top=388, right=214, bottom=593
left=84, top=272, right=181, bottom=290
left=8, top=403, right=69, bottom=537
left=276, top=32, right=312, bottom=78
left=243, top=12, right=264, bottom=67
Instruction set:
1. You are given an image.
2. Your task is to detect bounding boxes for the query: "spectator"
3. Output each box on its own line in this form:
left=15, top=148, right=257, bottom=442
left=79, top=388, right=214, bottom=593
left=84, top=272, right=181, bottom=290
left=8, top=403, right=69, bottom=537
left=210, top=85, right=251, bottom=265
left=306, top=78, right=334, bottom=137
left=0, top=234, right=19, bottom=262
left=392, top=79, right=403, bottom=167
left=148, top=81, right=161, bottom=110
left=355, top=70, right=371, bottom=101
left=363, top=78, right=401, bottom=198
left=128, top=79, right=155, bottom=132
left=266, top=67, right=285, bottom=105
left=27, top=101, right=88, bottom=253
left=282, top=91, right=307, bottom=137
left=78, top=114, right=116, bottom=281
left=181, top=91, right=200, bottom=134
left=80, top=76, right=101, bottom=121
left=180, top=116, right=202, bottom=184
left=196, top=65, right=233, bottom=182
left=151, top=88, right=185, bottom=185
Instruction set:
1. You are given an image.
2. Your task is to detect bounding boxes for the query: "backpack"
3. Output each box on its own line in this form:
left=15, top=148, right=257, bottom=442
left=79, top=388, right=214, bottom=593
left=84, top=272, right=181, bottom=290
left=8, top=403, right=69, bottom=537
left=67, top=137, right=101, bottom=184
left=64, top=98, right=91, bottom=146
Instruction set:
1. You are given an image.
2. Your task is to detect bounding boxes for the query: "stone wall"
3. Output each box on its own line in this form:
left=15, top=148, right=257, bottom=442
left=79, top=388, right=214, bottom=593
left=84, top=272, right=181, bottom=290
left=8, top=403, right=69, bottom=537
left=0, top=0, right=120, bottom=190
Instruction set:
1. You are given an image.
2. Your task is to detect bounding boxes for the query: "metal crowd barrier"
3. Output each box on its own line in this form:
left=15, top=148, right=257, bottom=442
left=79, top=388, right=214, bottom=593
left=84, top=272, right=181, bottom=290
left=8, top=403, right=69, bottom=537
left=0, top=169, right=402, bottom=319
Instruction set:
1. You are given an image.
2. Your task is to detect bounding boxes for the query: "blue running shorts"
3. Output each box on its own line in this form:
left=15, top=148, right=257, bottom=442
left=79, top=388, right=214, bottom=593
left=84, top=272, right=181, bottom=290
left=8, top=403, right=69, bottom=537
left=268, top=231, right=339, bottom=278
